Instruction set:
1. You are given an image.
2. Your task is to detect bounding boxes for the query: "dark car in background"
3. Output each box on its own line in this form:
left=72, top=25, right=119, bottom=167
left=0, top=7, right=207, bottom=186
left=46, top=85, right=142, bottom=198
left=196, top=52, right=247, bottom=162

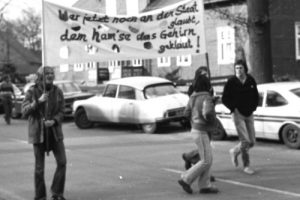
left=12, top=80, right=94, bottom=118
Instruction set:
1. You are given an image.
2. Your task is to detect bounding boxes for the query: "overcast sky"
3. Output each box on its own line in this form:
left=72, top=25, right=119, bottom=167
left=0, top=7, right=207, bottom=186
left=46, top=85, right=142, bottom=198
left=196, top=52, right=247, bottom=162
left=1, top=0, right=77, bottom=20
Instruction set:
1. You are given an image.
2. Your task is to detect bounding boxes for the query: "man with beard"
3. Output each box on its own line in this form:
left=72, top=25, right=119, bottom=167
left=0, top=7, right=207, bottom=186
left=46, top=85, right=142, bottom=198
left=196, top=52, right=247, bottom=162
left=22, top=66, right=67, bottom=200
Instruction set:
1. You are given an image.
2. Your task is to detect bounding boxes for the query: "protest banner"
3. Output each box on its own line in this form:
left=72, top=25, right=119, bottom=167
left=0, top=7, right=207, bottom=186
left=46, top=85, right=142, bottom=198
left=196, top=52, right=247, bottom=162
left=42, top=0, right=206, bottom=65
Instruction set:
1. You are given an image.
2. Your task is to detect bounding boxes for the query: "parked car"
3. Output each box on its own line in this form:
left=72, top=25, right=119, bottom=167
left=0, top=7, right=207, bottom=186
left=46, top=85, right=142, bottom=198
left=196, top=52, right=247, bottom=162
left=12, top=80, right=94, bottom=118
left=215, top=82, right=300, bottom=149
left=73, top=76, right=190, bottom=133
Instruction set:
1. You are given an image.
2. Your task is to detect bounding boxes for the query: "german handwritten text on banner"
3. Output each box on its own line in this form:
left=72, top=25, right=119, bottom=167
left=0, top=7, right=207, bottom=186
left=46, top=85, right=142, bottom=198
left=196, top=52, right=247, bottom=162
left=43, top=0, right=206, bottom=65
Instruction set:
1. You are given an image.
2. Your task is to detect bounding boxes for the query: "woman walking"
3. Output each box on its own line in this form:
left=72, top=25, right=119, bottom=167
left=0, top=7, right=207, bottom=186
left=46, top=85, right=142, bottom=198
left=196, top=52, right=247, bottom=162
left=178, top=74, right=219, bottom=194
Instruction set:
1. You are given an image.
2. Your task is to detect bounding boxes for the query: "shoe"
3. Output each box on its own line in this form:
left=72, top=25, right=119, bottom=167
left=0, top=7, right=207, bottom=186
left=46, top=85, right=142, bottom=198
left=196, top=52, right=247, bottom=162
left=51, top=195, right=66, bottom=200
left=229, top=149, right=238, bottom=167
left=178, top=179, right=193, bottom=194
left=243, top=167, right=255, bottom=175
left=210, top=175, right=216, bottom=182
left=199, top=186, right=219, bottom=194
left=4, top=117, right=10, bottom=125
left=182, top=153, right=192, bottom=170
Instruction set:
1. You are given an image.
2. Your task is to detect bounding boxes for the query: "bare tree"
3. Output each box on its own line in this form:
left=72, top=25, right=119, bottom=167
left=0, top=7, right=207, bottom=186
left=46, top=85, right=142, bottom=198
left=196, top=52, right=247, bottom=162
left=10, top=7, right=41, bottom=51
left=207, top=0, right=273, bottom=83
left=0, top=0, right=12, bottom=16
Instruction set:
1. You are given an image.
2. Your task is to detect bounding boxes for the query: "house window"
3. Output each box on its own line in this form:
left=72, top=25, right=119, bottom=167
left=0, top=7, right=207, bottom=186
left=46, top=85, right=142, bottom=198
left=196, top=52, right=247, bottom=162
left=176, top=55, right=191, bottom=67
left=108, top=60, right=121, bottom=67
left=217, top=26, right=235, bottom=65
left=88, top=62, right=97, bottom=69
left=132, top=59, right=143, bottom=67
left=157, top=57, right=171, bottom=67
left=74, top=63, right=83, bottom=72
left=59, top=64, right=69, bottom=72
left=295, top=22, right=300, bottom=60
left=122, top=66, right=144, bottom=77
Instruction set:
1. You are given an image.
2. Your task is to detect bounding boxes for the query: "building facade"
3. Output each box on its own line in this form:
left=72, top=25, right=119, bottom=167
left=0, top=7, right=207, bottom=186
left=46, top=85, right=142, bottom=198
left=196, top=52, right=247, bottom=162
left=54, top=0, right=300, bottom=87
left=270, top=0, right=300, bottom=81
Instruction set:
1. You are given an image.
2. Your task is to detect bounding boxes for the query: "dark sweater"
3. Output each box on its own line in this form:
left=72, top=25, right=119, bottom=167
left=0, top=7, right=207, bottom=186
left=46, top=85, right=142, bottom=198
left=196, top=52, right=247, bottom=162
left=222, top=75, right=259, bottom=117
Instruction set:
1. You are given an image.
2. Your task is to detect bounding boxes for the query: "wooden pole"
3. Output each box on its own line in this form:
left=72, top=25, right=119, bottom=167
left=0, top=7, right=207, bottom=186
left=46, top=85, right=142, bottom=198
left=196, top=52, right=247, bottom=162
left=42, top=0, right=49, bottom=156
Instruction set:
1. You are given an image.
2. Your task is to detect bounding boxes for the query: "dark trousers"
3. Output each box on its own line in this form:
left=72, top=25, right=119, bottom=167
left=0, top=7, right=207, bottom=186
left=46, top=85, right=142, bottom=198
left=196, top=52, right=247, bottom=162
left=33, top=140, right=67, bottom=200
left=1, top=97, right=12, bottom=124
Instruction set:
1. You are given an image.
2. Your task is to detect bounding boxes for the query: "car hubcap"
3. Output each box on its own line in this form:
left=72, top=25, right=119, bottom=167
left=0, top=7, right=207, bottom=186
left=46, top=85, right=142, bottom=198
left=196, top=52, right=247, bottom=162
left=287, top=129, right=298, bottom=143
left=144, top=124, right=153, bottom=130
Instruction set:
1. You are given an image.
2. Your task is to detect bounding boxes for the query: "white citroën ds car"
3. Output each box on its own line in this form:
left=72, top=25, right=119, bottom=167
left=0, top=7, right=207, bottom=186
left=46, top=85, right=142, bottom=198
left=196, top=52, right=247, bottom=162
left=73, top=76, right=189, bottom=133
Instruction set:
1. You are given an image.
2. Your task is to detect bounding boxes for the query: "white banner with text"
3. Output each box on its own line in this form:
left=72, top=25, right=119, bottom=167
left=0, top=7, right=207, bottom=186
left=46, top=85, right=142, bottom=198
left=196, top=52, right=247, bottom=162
left=43, top=0, right=206, bottom=65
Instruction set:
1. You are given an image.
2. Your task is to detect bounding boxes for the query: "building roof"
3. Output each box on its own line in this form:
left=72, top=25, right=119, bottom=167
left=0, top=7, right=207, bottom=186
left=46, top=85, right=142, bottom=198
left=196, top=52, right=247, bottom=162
left=73, top=0, right=106, bottom=13
left=0, top=30, right=41, bottom=74
left=72, top=0, right=236, bottom=14
left=143, top=0, right=233, bottom=12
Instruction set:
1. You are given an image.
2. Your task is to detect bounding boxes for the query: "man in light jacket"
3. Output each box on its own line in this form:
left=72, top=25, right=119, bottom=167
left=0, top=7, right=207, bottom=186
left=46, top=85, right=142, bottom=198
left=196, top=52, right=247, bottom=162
left=178, top=75, right=219, bottom=194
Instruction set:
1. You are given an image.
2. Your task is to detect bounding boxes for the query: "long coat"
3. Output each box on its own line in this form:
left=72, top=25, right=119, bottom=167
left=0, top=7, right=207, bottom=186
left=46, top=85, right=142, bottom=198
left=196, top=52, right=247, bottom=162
left=22, top=83, right=64, bottom=144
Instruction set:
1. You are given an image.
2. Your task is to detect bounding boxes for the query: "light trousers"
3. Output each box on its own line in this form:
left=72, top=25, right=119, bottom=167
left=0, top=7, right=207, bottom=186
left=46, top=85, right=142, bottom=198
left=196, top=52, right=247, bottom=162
left=181, top=129, right=213, bottom=189
left=232, top=109, right=256, bottom=167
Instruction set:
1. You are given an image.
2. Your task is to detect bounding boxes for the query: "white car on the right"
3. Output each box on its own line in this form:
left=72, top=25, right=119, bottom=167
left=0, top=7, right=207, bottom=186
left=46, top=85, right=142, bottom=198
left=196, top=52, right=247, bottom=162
left=215, top=82, right=300, bottom=149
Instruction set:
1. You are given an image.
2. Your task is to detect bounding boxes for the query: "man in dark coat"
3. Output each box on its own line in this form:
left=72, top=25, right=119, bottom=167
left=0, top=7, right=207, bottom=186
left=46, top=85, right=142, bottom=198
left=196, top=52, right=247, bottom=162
left=0, top=75, right=15, bottom=124
left=222, top=59, right=259, bottom=175
left=22, top=66, right=67, bottom=200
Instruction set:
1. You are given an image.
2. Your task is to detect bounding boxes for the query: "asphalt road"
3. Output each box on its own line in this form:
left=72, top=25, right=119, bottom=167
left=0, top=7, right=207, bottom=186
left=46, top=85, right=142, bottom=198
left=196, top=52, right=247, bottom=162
left=0, top=117, right=300, bottom=200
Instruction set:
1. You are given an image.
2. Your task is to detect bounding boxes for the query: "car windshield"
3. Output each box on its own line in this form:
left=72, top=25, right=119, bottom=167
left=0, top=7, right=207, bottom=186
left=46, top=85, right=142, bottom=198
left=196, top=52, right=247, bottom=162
left=56, top=82, right=81, bottom=93
left=144, top=83, right=179, bottom=99
left=290, top=88, right=300, bottom=98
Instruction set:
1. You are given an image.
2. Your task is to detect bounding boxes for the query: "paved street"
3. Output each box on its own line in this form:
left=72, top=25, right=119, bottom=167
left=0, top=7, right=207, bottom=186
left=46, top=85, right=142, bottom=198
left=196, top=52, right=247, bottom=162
left=0, top=117, right=300, bottom=200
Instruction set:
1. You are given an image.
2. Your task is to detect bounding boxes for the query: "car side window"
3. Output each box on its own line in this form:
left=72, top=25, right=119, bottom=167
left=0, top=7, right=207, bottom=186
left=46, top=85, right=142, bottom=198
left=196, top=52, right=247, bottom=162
left=118, top=85, right=136, bottom=100
left=266, top=90, right=288, bottom=107
left=103, top=84, right=118, bottom=98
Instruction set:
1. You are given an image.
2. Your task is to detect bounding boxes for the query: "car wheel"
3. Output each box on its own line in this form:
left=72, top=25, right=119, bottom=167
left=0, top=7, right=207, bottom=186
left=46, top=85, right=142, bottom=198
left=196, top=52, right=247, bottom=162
left=74, top=108, right=93, bottom=129
left=282, top=124, right=300, bottom=149
left=142, top=123, right=157, bottom=134
left=211, top=118, right=227, bottom=140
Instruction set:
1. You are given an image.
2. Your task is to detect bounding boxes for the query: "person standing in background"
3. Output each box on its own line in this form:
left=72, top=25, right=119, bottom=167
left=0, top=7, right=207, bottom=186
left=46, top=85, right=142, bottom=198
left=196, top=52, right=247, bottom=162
left=222, top=59, right=259, bottom=175
left=0, top=75, right=15, bottom=125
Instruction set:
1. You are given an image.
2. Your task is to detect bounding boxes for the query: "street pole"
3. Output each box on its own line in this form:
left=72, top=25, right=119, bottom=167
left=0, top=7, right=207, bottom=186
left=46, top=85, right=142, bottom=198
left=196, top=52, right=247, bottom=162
left=247, top=0, right=273, bottom=83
